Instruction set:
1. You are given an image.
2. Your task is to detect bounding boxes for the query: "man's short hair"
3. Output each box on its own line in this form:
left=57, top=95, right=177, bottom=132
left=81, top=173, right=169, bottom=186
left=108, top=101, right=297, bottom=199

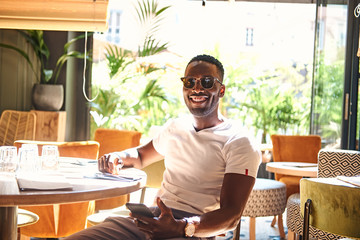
left=187, top=54, right=224, bottom=80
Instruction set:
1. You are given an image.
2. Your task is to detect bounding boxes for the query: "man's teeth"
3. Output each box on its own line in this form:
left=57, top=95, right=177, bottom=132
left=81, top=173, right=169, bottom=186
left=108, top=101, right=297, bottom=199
left=190, top=96, right=208, bottom=102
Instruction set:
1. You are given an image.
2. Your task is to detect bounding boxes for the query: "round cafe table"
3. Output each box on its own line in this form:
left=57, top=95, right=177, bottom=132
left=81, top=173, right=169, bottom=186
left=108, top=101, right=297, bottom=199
left=0, top=157, right=147, bottom=240
left=266, top=161, right=318, bottom=178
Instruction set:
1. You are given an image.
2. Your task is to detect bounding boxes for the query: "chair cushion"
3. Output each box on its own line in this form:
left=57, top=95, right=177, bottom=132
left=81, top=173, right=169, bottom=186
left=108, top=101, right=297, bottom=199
left=242, top=178, right=286, bottom=218
left=18, top=208, right=39, bottom=227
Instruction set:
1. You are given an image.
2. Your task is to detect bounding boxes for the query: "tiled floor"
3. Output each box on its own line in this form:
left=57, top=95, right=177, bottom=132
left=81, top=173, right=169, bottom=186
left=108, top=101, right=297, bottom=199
left=216, top=216, right=288, bottom=240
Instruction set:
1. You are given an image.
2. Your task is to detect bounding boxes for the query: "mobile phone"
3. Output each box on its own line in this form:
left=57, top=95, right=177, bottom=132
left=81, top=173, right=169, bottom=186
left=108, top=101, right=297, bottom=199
left=126, top=203, right=155, bottom=218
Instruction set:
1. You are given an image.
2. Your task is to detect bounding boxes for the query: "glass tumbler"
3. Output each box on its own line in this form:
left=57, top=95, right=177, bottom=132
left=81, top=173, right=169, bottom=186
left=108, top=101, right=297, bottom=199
left=41, top=145, right=59, bottom=171
left=18, top=147, right=39, bottom=174
left=0, top=146, right=18, bottom=174
left=21, top=144, right=40, bottom=171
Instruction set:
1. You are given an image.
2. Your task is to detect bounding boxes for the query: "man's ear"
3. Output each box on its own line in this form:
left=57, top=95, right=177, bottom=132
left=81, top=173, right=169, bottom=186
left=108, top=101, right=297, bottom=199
left=219, top=86, right=225, bottom=97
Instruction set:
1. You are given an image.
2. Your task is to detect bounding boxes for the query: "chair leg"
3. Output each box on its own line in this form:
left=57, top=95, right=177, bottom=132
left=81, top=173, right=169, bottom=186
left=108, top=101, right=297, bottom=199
left=277, top=214, right=285, bottom=239
left=249, top=217, right=256, bottom=240
left=271, top=215, right=276, bottom=227
left=139, top=187, right=147, bottom=204
left=287, top=229, right=296, bottom=240
left=232, top=221, right=241, bottom=240
left=302, top=199, right=311, bottom=240
left=17, top=232, right=30, bottom=240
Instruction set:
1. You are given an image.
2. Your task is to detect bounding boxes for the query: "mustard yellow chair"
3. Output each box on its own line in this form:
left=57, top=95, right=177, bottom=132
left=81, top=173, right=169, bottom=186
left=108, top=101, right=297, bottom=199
left=270, top=135, right=321, bottom=199
left=14, top=140, right=99, bottom=238
left=93, top=128, right=142, bottom=211
left=139, top=160, right=165, bottom=204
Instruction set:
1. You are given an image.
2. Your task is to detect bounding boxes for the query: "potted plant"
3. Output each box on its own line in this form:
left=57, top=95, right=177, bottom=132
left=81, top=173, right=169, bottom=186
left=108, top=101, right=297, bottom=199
left=0, top=30, right=88, bottom=111
left=90, top=0, right=174, bottom=136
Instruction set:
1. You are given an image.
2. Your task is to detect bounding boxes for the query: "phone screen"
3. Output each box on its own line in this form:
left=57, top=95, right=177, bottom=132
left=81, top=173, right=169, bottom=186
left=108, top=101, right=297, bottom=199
left=126, top=203, right=155, bottom=218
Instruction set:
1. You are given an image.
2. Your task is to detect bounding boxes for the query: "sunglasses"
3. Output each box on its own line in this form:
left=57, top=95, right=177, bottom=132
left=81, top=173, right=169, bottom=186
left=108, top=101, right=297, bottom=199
left=180, top=76, right=222, bottom=89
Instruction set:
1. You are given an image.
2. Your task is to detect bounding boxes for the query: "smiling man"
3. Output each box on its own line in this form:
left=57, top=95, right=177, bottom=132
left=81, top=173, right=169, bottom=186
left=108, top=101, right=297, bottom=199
left=66, top=54, right=261, bottom=240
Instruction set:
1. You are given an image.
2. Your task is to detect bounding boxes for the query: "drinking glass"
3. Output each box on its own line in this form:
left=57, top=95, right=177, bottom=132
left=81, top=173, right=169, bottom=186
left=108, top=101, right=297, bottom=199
left=41, top=145, right=59, bottom=171
left=0, top=147, right=5, bottom=172
left=21, top=144, right=41, bottom=171
left=0, top=146, right=18, bottom=173
left=18, top=147, right=39, bottom=174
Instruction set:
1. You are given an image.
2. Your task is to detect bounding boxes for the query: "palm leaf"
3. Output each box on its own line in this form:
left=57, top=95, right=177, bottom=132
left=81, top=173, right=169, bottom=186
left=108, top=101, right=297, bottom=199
left=105, top=44, right=134, bottom=78
left=138, top=36, right=168, bottom=57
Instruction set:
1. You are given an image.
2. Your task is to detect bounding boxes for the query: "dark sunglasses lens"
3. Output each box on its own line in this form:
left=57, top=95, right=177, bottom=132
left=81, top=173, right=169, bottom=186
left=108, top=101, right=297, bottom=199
left=183, top=78, right=195, bottom=88
left=201, top=77, right=214, bottom=89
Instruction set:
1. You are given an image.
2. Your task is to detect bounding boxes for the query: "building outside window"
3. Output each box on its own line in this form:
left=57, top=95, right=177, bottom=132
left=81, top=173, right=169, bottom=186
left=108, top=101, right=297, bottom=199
left=246, top=27, right=254, bottom=46
left=106, top=9, right=122, bottom=44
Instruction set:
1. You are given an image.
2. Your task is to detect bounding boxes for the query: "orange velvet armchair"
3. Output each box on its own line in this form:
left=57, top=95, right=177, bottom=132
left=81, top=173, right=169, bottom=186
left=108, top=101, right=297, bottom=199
left=14, top=140, right=100, bottom=238
left=93, top=128, right=142, bottom=211
left=14, top=140, right=100, bottom=159
left=270, top=135, right=321, bottom=198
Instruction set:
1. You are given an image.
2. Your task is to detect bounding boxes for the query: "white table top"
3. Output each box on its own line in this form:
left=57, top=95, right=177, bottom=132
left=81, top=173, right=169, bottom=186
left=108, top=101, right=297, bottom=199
left=266, top=161, right=318, bottom=178
left=0, top=157, right=147, bottom=206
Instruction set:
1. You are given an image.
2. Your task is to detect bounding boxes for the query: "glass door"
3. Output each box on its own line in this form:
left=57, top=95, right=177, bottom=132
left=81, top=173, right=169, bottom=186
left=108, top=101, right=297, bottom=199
left=311, top=0, right=348, bottom=148
left=341, top=0, right=360, bottom=150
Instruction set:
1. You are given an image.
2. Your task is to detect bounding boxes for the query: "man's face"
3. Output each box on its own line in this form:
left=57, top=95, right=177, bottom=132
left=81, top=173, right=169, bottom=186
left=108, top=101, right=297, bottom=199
left=182, top=61, right=225, bottom=117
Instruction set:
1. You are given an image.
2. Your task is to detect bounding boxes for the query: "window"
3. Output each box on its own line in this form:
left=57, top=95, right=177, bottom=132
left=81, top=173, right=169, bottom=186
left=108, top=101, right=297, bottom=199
left=106, top=10, right=122, bottom=44
left=246, top=27, right=254, bottom=46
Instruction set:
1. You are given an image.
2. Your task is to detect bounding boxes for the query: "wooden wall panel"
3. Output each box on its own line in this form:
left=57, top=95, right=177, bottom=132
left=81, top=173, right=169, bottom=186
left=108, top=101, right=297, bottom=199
left=0, top=29, right=37, bottom=114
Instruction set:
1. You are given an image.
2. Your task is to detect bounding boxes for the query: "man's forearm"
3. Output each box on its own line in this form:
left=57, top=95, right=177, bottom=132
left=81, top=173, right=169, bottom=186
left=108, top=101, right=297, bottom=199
left=112, top=140, right=164, bottom=169
left=189, top=174, right=255, bottom=238
left=188, top=208, right=242, bottom=237
left=112, top=148, right=142, bottom=168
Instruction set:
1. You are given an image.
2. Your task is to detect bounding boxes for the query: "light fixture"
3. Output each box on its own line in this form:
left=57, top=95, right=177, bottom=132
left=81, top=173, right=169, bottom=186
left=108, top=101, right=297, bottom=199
left=0, top=0, right=109, bottom=32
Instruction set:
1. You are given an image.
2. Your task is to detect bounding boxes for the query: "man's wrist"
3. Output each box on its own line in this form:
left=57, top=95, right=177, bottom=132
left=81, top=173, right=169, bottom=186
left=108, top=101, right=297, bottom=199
left=176, top=219, right=187, bottom=237
left=109, top=152, right=124, bottom=171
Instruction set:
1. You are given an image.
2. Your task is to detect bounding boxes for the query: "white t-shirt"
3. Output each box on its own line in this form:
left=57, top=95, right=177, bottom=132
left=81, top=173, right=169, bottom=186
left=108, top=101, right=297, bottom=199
left=152, top=116, right=261, bottom=215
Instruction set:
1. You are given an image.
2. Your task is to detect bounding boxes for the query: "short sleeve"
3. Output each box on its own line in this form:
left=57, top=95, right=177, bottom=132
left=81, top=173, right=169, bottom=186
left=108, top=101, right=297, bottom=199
left=223, top=135, right=261, bottom=178
left=152, top=119, right=174, bottom=156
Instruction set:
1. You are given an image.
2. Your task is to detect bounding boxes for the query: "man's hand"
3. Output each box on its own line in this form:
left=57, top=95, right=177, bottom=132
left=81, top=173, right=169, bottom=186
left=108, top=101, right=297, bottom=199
left=98, top=154, right=122, bottom=174
left=132, top=197, right=186, bottom=239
